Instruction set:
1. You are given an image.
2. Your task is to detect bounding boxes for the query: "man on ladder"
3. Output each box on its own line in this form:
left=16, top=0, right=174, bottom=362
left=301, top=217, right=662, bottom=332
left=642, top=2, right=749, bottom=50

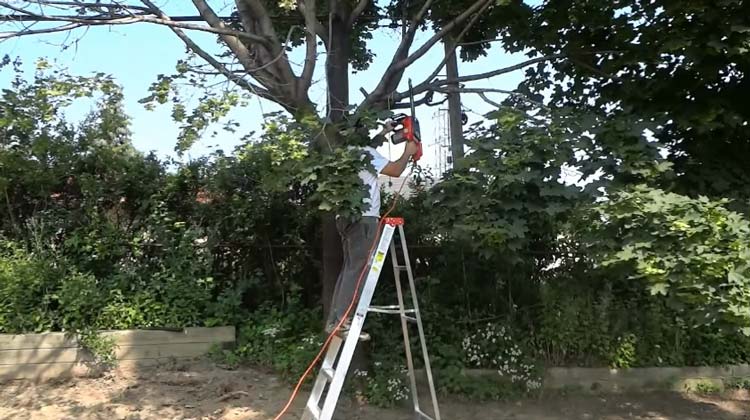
left=324, top=122, right=420, bottom=339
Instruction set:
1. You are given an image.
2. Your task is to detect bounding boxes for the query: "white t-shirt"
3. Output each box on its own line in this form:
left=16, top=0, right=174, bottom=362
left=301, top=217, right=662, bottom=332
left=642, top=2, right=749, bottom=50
left=358, top=146, right=389, bottom=217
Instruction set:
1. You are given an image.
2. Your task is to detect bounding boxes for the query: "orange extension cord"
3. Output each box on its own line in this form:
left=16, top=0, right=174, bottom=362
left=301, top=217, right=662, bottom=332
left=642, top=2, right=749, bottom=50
left=272, top=167, right=412, bottom=420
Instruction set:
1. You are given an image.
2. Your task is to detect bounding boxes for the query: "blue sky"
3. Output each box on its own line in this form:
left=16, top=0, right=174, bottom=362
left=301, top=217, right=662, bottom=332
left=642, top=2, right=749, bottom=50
left=0, top=2, right=530, bottom=173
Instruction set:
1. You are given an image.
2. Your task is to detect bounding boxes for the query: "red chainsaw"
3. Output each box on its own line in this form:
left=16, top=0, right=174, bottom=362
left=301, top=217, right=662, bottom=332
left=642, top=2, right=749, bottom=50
left=386, top=80, right=422, bottom=162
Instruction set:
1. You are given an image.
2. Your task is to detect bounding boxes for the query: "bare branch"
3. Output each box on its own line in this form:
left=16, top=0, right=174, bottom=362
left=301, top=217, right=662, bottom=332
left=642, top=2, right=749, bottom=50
left=395, top=53, right=567, bottom=103
left=390, top=91, right=446, bottom=109
left=422, top=0, right=493, bottom=90
left=0, top=21, right=84, bottom=40
left=452, top=54, right=567, bottom=84
left=348, top=0, right=369, bottom=26
left=364, top=0, right=436, bottom=103
left=478, top=92, right=502, bottom=109
left=393, top=0, right=492, bottom=76
left=32, top=1, right=151, bottom=13
left=459, top=37, right=503, bottom=47
left=433, top=86, right=545, bottom=107
left=299, top=0, right=317, bottom=93
left=0, top=1, right=269, bottom=42
left=138, top=0, right=283, bottom=109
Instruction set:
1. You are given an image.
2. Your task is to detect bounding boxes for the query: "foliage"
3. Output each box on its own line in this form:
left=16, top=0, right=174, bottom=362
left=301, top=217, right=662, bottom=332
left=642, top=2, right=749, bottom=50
left=3, top=58, right=750, bottom=407
left=77, top=329, right=119, bottom=370
left=432, top=107, right=585, bottom=259
left=462, top=323, right=541, bottom=392
left=587, top=185, right=750, bottom=333
left=508, top=0, right=750, bottom=206
left=225, top=299, right=322, bottom=380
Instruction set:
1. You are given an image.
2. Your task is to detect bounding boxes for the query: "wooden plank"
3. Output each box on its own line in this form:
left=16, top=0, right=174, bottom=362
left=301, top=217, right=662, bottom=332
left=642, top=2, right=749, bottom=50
left=115, top=342, right=216, bottom=360
left=0, top=357, right=200, bottom=381
left=0, top=361, right=90, bottom=381
left=0, top=347, right=84, bottom=365
left=0, top=332, right=78, bottom=350
left=99, top=326, right=235, bottom=346
left=0, top=326, right=235, bottom=350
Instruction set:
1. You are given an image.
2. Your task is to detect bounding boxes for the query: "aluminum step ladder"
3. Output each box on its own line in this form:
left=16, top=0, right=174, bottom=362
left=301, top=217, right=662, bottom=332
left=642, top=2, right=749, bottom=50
left=301, top=217, right=441, bottom=420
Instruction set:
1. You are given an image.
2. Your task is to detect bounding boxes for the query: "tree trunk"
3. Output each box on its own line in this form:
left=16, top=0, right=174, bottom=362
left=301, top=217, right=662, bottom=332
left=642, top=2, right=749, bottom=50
left=320, top=10, right=352, bottom=319
left=444, top=36, right=465, bottom=165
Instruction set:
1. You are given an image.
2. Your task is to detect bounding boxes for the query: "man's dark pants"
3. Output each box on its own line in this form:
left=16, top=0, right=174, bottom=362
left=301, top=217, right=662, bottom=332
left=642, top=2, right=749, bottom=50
left=326, top=215, right=379, bottom=328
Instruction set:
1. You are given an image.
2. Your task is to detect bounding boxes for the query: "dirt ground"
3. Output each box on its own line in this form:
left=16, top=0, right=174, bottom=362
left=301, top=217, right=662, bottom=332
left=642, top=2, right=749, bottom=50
left=1, top=361, right=749, bottom=420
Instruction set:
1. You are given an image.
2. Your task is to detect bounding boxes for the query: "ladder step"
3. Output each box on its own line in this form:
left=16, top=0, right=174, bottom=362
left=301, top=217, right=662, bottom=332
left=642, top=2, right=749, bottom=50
left=416, top=409, right=436, bottom=420
left=321, top=366, right=335, bottom=380
left=395, top=265, right=409, bottom=270
left=403, top=315, right=418, bottom=323
left=368, top=305, right=416, bottom=315
left=306, top=401, right=321, bottom=419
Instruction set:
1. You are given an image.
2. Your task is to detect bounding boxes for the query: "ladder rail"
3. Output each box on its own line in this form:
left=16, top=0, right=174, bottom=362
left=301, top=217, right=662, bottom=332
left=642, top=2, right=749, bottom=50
left=398, top=225, right=442, bottom=420
left=390, top=239, right=421, bottom=415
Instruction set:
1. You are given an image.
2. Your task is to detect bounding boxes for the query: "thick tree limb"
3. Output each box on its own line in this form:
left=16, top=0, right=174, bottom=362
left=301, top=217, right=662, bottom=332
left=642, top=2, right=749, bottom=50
left=0, top=1, right=269, bottom=42
left=362, top=0, right=435, bottom=107
left=236, top=0, right=299, bottom=96
left=189, top=0, right=257, bottom=63
left=348, top=0, right=369, bottom=26
left=240, top=0, right=281, bottom=46
left=185, top=0, right=280, bottom=90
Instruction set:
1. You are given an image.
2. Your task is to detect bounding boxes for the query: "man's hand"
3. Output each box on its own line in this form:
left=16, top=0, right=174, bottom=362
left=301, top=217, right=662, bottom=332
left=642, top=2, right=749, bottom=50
left=404, top=140, right=419, bottom=157
left=380, top=120, right=395, bottom=135
left=381, top=140, right=421, bottom=177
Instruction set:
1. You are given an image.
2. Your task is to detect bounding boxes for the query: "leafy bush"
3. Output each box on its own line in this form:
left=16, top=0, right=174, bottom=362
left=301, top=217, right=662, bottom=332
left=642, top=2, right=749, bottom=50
left=589, top=185, right=750, bottom=333
left=462, top=323, right=541, bottom=392
left=0, top=242, right=63, bottom=333
left=229, top=298, right=322, bottom=379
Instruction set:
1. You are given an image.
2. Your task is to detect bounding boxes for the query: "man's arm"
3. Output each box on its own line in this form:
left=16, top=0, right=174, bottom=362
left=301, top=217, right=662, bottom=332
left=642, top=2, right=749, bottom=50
left=381, top=141, right=419, bottom=177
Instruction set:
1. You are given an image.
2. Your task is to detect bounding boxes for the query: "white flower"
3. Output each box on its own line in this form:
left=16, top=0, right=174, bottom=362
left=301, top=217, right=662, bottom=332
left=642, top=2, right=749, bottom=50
left=261, top=326, right=280, bottom=337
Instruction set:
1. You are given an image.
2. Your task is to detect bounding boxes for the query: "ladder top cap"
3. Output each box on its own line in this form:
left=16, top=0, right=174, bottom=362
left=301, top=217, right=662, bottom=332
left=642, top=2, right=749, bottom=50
left=384, top=217, right=405, bottom=226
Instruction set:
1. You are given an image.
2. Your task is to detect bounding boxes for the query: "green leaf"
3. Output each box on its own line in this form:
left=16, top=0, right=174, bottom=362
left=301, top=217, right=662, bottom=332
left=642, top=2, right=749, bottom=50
left=650, top=283, right=669, bottom=296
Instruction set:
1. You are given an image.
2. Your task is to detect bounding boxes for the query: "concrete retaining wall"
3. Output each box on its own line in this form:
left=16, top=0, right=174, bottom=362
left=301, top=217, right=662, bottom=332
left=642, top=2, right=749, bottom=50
left=418, top=365, right=750, bottom=393
left=0, top=326, right=235, bottom=381
left=544, top=365, right=750, bottom=392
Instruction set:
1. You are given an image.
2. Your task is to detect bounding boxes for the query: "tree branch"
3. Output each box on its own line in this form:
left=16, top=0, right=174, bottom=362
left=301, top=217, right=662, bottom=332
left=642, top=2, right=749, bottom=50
left=190, top=0, right=264, bottom=48
left=390, top=91, right=446, bottom=109
left=138, top=0, right=286, bottom=110
left=348, top=0, right=369, bottom=26
left=359, top=0, right=435, bottom=110
left=394, top=53, right=567, bottom=103
left=433, top=86, right=546, bottom=107
left=31, top=1, right=151, bottom=13
left=420, top=0, right=493, bottom=92
left=0, top=1, right=269, bottom=42
left=236, top=0, right=298, bottom=96
left=299, top=0, right=317, bottom=93
left=391, top=0, right=492, bottom=77
left=478, top=92, right=502, bottom=109
left=0, top=21, right=84, bottom=40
